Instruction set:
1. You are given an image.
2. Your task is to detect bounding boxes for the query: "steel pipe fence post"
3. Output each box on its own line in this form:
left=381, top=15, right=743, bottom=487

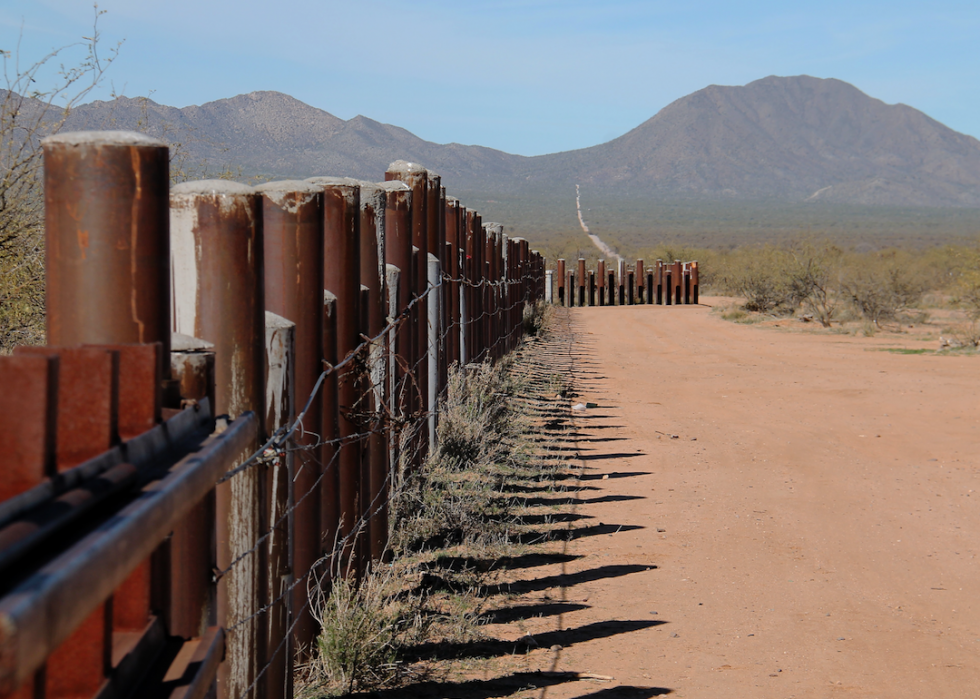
left=577, top=258, right=586, bottom=308
left=545, top=271, right=554, bottom=304
left=427, top=253, right=441, bottom=451
left=384, top=265, right=401, bottom=494
left=692, top=261, right=700, bottom=305
left=425, top=176, right=446, bottom=400
left=597, top=260, right=606, bottom=307
left=381, top=182, right=412, bottom=484
left=444, top=199, right=462, bottom=368
left=263, top=312, right=295, bottom=699
left=170, top=180, right=266, bottom=699
left=568, top=272, right=575, bottom=308
left=684, top=262, right=692, bottom=304
left=628, top=272, right=635, bottom=305
left=556, top=259, right=566, bottom=306
left=636, top=260, right=645, bottom=304
left=40, top=130, right=172, bottom=679
left=385, top=162, right=429, bottom=463
left=306, top=177, right=362, bottom=574
left=42, top=132, right=171, bottom=383
left=589, top=271, right=596, bottom=306
left=354, top=181, right=389, bottom=564
left=320, top=291, right=340, bottom=567
left=169, top=334, right=217, bottom=645
left=256, top=181, right=323, bottom=659
left=653, top=260, right=664, bottom=306
left=673, top=260, right=683, bottom=305
left=463, top=209, right=476, bottom=364
left=647, top=271, right=654, bottom=306
left=618, top=259, right=626, bottom=306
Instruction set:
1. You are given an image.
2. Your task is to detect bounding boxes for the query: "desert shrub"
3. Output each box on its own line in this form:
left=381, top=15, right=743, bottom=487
left=788, top=239, right=846, bottom=327
left=842, top=250, right=930, bottom=328
left=719, top=245, right=801, bottom=313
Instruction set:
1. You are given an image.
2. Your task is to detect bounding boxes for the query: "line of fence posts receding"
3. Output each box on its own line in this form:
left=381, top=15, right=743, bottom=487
left=546, top=257, right=699, bottom=307
left=0, top=133, right=546, bottom=699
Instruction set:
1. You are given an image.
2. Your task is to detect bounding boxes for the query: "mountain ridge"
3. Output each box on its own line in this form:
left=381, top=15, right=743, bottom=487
left=57, top=76, right=980, bottom=209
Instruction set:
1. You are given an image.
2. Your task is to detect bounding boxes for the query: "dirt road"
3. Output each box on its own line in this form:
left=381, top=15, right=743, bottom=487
left=502, top=300, right=979, bottom=698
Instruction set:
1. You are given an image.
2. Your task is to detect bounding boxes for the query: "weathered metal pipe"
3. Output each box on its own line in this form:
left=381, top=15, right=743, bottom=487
left=43, top=131, right=171, bottom=380
left=170, top=180, right=265, bottom=699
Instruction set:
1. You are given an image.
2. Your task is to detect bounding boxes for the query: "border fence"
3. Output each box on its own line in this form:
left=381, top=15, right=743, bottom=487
left=0, top=133, right=545, bottom=699
left=547, top=257, right=699, bottom=307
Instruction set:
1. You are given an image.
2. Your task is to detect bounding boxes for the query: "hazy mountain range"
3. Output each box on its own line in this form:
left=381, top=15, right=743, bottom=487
left=62, top=75, right=980, bottom=210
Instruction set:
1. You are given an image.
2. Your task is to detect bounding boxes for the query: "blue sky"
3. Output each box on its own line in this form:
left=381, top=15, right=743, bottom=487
left=3, top=0, right=979, bottom=156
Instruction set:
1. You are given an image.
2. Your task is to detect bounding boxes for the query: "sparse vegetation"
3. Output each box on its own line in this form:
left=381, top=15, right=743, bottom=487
left=299, top=319, right=578, bottom=697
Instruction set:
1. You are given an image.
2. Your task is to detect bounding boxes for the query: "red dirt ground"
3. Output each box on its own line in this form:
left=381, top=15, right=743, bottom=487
left=491, top=299, right=980, bottom=699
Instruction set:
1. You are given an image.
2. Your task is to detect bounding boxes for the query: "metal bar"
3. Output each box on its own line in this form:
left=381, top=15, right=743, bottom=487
left=0, top=414, right=258, bottom=695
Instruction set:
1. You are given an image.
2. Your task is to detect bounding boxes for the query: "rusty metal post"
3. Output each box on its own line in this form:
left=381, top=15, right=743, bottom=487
left=256, top=180, right=322, bottom=666
left=588, top=271, right=596, bottom=306
left=684, top=262, right=692, bottom=304
left=616, top=259, right=625, bottom=306
left=465, top=210, right=480, bottom=360
left=459, top=210, right=472, bottom=365
left=321, top=292, right=340, bottom=562
left=381, top=182, right=412, bottom=481
left=354, top=181, right=388, bottom=563
left=427, top=253, right=441, bottom=449
left=556, top=259, right=566, bottom=306
left=636, top=260, right=645, bottom=304
left=655, top=260, right=663, bottom=305
left=628, top=272, right=635, bottom=305
left=385, top=162, right=428, bottom=460
left=385, top=265, right=401, bottom=492
left=597, top=260, right=606, bottom=307
left=306, top=178, right=362, bottom=573
left=673, top=260, right=683, bottom=305
left=425, top=175, right=448, bottom=399
left=263, top=312, right=294, bottom=699
left=577, top=258, right=586, bottom=308
left=444, top=199, right=461, bottom=367
left=43, top=131, right=171, bottom=380
left=568, top=272, right=575, bottom=308
left=168, top=333, right=216, bottom=648
left=170, top=181, right=265, bottom=699
left=41, top=133, right=176, bottom=689
left=692, top=261, right=700, bottom=305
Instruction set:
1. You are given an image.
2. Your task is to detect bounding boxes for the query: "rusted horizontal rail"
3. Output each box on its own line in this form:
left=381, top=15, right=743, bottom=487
left=0, top=410, right=258, bottom=694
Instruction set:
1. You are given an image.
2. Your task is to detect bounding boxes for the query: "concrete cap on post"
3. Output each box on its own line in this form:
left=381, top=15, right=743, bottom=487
left=43, top=130, right=171, bottom=380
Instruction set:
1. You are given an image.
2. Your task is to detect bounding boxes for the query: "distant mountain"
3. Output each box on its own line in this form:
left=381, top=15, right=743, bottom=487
left=524, top=76, right=980, bottom=207
left=60, top=76, right=980, bottom=208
